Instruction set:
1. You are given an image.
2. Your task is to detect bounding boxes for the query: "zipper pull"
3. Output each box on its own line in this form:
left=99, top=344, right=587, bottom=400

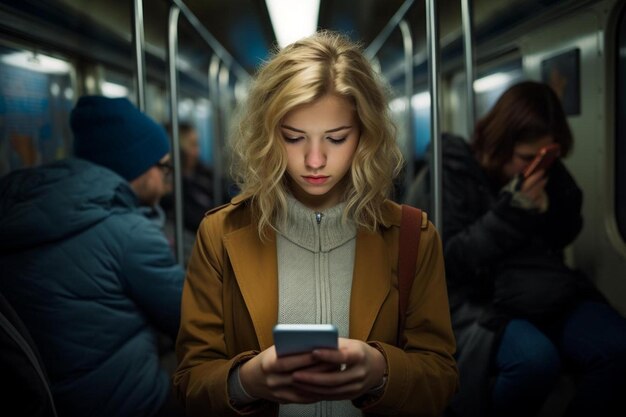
left=315, top=212, right=323, bottom=224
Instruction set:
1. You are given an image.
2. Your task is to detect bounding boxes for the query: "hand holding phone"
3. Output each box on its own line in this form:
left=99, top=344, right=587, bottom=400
left=523, top=143, right=561, bottom=179
left=273, top=324, right=338, bottom=357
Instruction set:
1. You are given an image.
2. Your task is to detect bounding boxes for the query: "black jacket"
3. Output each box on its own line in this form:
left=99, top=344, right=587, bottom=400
left=440, top=135, right=583, bottom=309
left=411, top=134, right=594, bottom=417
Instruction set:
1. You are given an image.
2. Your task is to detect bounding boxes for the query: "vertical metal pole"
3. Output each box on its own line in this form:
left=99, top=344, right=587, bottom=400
left=398, top=19, right=414, bottom=193
left=219, top=64, right=231, bottom=144
left=167, top=5, right=184, bottom=265
left=219, top=65, right=232, bottom=200
left=461, top=0, right=476, bottom=138
left=426, top=0, right=442, bottom=230
left=209, top=55, right=224, bottom=206
left=132, top=0, right=146, bottom=110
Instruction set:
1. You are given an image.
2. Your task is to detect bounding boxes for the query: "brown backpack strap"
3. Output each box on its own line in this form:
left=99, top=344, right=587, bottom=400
left=397, top=204, right=422, bottom=347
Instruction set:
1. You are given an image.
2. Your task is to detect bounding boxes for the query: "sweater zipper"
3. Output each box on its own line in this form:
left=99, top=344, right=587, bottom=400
left=314, top=211, right=330, bottom=326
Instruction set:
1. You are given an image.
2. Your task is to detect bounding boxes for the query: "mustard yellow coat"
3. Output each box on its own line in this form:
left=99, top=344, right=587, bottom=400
left=173, top=197, right=458, bottom=417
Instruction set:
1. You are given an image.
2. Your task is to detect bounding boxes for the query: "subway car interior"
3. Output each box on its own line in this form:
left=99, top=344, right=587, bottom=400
left=1, top=0, right=625, bottom=415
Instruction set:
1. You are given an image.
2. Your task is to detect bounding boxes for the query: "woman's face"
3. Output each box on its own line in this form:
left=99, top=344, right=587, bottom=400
left=501, top=134, right=554, bottom=181
left=281, top=93, right=360, bottom=211
left=181, top=130, right=200, bottom=170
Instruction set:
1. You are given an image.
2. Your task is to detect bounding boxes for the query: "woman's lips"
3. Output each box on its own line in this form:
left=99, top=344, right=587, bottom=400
left=303, top=175, right=329, bottom=184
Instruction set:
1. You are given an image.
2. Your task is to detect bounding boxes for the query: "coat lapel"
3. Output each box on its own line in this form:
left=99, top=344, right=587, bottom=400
left=350, top=228, right=391, bottom=341
left=224, top=227, right=278, bottom=350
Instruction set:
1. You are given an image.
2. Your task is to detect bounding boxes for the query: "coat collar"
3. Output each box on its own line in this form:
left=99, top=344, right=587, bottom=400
left=223, top=225, right=278, bottom=350
left=222, top=204, right=395, bottom=349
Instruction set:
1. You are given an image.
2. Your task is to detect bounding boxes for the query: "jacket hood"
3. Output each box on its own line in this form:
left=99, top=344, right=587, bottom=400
left=0, top=158, right=138, bottom=250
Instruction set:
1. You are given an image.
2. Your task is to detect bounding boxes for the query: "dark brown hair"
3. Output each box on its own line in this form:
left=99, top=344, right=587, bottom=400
left=164, top=121, right=195, bottom=139
left=471, top=81, right=573, bottom=180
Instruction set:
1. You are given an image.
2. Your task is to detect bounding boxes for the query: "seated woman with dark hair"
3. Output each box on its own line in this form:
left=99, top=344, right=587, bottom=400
left=421, top=81, right=626, bottom=417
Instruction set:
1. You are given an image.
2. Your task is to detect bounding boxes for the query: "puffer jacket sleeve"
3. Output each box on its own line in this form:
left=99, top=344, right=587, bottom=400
left=120, top=217, right=185, bottom=339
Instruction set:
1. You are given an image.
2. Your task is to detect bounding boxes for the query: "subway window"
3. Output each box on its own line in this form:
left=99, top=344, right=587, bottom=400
left=449, top=58, right=524, bottom=140
left=389, top=91, right=431, bottom=162
left=0, top=43, right=75, bottom=176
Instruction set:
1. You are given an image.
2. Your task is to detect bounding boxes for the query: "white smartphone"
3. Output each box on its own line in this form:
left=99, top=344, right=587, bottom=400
left=273, top=324, right=339, bottom=357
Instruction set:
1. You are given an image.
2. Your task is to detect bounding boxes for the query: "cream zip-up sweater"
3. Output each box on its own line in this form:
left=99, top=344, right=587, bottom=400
left=229, top=197, right=362, bottom=417
left=275, top=196, right=359, bottom=417
left=276, top=196, right=356, bottom=335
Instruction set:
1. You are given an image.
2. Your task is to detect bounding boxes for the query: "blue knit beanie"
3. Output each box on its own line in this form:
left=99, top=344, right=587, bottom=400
left=71, top=96, right=170, bottom=181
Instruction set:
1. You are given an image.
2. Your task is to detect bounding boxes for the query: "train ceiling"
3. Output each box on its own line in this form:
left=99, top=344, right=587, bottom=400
left=0, top=0, right=594, bottom=88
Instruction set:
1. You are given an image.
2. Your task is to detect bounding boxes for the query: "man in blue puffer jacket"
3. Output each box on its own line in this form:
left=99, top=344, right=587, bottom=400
left=0, top=96, right=186, bottom=417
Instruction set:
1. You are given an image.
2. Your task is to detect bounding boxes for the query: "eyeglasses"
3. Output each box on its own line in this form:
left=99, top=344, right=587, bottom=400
left=155, top=161, right=173, bottom=176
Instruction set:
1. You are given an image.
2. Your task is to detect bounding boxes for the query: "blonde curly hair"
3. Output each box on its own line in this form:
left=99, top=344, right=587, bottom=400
left=230, top=30, right=403, bottom=238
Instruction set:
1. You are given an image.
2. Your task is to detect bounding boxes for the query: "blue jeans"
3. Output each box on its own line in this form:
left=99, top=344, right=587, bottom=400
left=492, top=301, right=626, bottom=417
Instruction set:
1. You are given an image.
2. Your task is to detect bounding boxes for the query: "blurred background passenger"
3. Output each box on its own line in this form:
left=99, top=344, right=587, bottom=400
left=163, top=122, right=214, bottom=233
left=161, top=122, right=215, bottom=265
left=409, top=81, right=626, bottom=417
left=0, top=96, right=186, bottom=417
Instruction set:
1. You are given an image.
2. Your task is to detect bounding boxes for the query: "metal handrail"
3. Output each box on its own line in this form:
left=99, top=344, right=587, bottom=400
left=218, top=63, right=232, bottom=204
left=209, top=54, right=224, bottom=206
left=167, top=5, right=184, bottom=265
left=132, top=0, right=146, bottom=110
left=461, top=0, right=476, bottom=139
left=398, top=19, right=415, bottom=191
left=426, top=0, right=442, bottom=230
left=365, top=0, right=415, bottom=59
left=160, top=0, right=252, bottom=262
left=171, top=0, right=250, bottom=82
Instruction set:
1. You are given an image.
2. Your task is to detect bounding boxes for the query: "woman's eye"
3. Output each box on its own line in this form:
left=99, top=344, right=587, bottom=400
left=283, top=135, right=303, bottom=143
left=328, top=137, right=347, bottom=144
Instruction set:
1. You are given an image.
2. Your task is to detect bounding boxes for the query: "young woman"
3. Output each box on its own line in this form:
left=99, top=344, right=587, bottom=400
left=173, top=31, right=458, bottom=417
left=436, top=81, right=626, bottom=417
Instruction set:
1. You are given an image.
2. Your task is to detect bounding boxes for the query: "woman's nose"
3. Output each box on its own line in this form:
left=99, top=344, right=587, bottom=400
left=305, top=143, right=326, bottom=169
